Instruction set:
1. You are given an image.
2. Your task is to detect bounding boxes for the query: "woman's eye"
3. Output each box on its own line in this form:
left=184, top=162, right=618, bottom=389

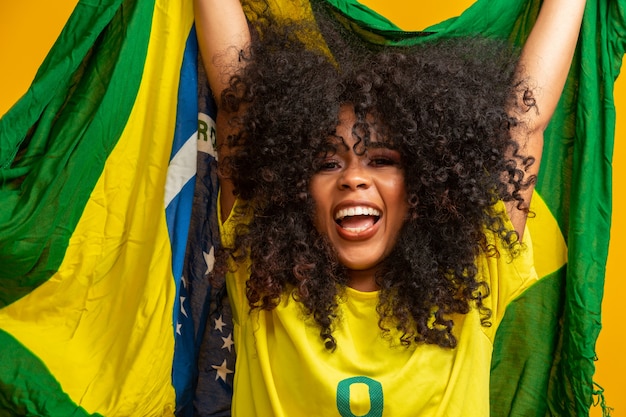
left=369, top=157, right=401, bottom=167
left=318, top=160, right=341, bottom=171
left=368, top=149, right=402, bottom=168
left=370, top=158, right=394, bottom=166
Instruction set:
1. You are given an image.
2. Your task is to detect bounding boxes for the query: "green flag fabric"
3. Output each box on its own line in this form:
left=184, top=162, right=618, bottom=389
left=0, top=0, right=624, bottom=415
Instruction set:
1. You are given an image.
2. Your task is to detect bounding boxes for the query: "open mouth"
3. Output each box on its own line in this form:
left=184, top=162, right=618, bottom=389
left=334, top=206, right=381, bottom=233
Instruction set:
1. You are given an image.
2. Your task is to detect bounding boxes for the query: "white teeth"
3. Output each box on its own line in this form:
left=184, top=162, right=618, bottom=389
left=334, top=206, right=381, bottom=220
left=343, top=226, right=369, bottom=233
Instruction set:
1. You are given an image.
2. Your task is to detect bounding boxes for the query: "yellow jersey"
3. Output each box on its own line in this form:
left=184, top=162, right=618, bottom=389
left=219, top=200, right=538, bottom=417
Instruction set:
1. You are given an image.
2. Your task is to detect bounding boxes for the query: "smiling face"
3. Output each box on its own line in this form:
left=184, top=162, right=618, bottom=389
left=309, top=106, right=409, bottom=291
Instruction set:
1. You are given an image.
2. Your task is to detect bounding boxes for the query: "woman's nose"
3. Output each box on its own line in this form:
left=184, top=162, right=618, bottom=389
left=338, top=161, right=371, bottom=190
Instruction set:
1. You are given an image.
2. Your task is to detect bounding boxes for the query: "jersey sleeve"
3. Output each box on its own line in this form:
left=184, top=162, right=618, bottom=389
left=218, top=195, right=252, bottom=327
left=476, top=203, right=539, bottom=342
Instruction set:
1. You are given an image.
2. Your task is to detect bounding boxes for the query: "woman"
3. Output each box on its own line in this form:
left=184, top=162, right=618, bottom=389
left=194, top=0, right=586, bottom=415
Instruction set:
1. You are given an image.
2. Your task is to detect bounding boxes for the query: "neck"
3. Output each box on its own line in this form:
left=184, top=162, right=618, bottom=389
left=347, top=269, right=379, bottom=292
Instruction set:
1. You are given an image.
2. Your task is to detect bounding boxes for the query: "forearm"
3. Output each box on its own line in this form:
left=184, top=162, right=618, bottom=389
left=194, top=0, right=250, bottom=107
left=507, top=0, right=586, bottom=236
left=519, top=0, right=586, bottom=132
left=194, top=0, right=249, bottom=220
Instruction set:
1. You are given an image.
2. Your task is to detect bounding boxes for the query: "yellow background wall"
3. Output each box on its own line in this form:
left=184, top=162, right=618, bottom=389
left=0, top=1, right=623, bottom=415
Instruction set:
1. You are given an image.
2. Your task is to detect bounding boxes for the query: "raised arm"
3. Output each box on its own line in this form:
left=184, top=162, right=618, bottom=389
left=194, top=0, right=250, bottom=220
left=194, top=0, right=249, bottom=105
left=508, top=0, right=586, bottom=236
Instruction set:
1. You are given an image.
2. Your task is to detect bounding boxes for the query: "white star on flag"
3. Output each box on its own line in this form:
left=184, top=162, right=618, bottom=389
left=180, top=296, right=188, bottom=318
left=214, top=315, right=226, bottom=332
left=176, top=322, right=182, bottom=335
left=221, top=333, right=234, bottom=352
left=212, top=359, right=233, bottom=382
left=203, top=247, right=215, bottom=275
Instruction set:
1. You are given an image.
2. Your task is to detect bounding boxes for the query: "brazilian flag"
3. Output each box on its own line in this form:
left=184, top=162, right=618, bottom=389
left=0, top=0, right=624, bottom=415
left=0, top=0, right=201, bottom=414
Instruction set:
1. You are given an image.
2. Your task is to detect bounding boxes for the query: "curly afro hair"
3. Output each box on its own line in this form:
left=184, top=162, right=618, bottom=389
left=216, top=1, right=535, bottom=350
